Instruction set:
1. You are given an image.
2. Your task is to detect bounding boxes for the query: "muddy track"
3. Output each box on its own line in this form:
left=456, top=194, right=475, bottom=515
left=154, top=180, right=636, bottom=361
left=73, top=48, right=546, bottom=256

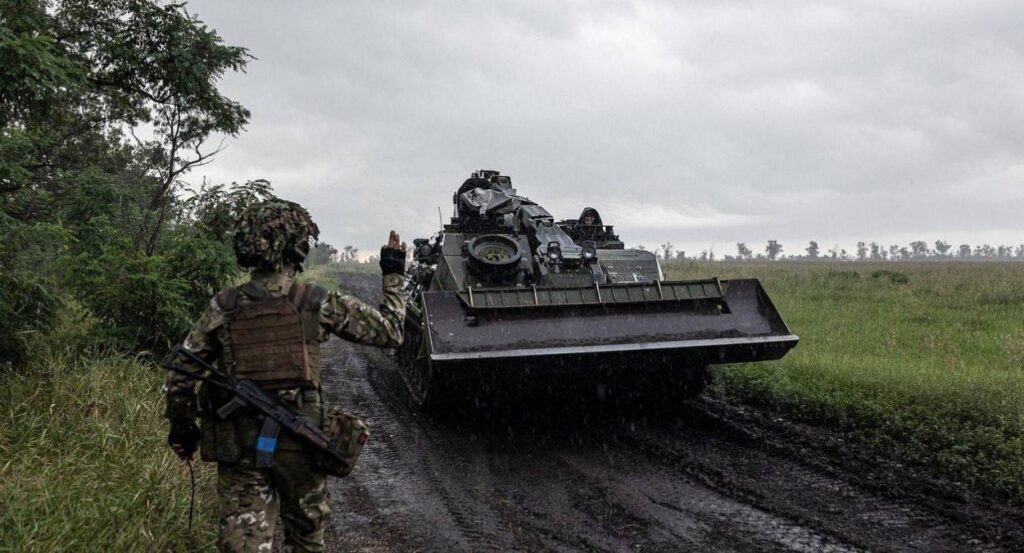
left=318, top=273, right=1024, bottom=553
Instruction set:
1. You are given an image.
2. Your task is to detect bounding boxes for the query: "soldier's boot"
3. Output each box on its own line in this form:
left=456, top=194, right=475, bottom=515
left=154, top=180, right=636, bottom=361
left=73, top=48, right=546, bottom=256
left=217, top=464, right=277, bottom=553
left=275, top=451, right=331, bottom=552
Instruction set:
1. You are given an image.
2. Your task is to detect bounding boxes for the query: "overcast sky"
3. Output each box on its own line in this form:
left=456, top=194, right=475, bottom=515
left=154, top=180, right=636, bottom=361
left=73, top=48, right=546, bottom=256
left=187, top=0, right=1023, bottom=258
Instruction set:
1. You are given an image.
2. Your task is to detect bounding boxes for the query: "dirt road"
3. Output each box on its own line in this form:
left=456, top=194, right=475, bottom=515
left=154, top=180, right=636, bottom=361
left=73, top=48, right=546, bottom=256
left=319, top=273, right=1024, bottom=553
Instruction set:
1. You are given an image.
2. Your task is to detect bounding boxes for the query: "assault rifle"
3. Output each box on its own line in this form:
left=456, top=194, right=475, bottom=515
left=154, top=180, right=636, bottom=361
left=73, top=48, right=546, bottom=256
left=162, top=345, right=349, bottom=471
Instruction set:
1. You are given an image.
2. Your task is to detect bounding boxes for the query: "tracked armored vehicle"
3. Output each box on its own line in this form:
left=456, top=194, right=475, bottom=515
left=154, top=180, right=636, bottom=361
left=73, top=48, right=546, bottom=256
left=397, top=170, right=798, bottom=408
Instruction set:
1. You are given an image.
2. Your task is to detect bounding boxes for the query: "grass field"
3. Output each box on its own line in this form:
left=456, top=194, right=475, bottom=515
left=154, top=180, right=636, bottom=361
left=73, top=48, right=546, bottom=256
left=664, top=261, right=1024, bottom=502
left=0, top=354, right=217, bottom=552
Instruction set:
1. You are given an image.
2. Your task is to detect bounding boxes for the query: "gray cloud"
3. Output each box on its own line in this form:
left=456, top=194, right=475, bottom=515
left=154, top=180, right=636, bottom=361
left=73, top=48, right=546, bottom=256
left=187, top=0, right=1024, bottom=256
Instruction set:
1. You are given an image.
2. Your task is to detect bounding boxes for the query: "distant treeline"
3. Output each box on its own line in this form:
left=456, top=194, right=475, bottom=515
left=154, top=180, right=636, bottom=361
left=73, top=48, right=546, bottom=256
left=305, top=243, right=374, bottom=266
left=647, top=240, right=1024, bottom=262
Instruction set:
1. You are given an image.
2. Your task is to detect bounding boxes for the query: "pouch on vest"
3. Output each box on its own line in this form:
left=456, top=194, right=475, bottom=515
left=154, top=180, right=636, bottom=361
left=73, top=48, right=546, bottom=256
left=316, top=407, right=369, bottom=477
left=198, top=387, right=244, bottom=463
left=222, top=281, right=323, bottom=389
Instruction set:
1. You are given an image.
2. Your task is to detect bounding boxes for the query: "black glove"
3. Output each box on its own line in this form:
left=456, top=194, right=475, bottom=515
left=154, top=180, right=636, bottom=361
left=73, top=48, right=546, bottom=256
left=379, top=246, right=407, bottom=275
left=168, top=419, right=201, bottom=459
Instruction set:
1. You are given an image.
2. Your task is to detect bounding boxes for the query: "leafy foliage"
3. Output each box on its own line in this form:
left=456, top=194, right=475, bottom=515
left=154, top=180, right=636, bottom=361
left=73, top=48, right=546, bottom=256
left=0, top=272, right=59, bottom=367
left=1, top=0, right=256, bottom=364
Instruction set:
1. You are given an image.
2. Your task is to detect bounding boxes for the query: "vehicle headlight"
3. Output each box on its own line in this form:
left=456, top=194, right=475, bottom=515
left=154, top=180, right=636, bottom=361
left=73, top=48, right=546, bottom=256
left=547, top=241, right=562, bottom=261
left=582, top=245, right=596, bottom=262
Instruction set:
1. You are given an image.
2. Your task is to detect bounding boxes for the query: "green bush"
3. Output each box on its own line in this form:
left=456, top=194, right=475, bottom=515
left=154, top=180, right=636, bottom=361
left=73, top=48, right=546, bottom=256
left=1, top=0, right=256, bottom=363
left=0, top=273, right=60, bottom=367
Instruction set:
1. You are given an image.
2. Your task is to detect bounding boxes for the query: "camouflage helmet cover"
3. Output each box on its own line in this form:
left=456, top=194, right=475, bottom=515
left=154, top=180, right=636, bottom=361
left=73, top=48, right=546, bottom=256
left=232, top=199, right=320, bottom=271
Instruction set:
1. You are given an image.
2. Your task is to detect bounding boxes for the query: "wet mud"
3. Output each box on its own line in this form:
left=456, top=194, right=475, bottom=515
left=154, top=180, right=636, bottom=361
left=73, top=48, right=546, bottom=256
left=318, top=273, right=1024, bottom=553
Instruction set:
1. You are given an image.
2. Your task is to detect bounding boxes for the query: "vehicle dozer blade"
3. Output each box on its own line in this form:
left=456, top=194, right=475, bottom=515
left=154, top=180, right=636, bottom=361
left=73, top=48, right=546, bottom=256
left=419, top=278, right=798, bottom=372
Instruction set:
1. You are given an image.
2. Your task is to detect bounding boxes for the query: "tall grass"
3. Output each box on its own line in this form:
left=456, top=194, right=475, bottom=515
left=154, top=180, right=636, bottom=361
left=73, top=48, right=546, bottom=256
left=665, top=261, right=1024, bottom=501
left=0, top=354, right=217, bottom=552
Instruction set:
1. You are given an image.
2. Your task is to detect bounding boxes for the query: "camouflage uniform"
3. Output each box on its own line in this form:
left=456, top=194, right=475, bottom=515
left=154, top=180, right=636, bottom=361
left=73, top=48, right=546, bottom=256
left=165, top=201, right=405, bottom=553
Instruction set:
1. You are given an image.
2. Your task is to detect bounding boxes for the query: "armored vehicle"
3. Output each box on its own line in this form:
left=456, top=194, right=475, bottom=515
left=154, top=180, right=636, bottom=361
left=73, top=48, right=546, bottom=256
left=397, top=170, right=798, bottom=407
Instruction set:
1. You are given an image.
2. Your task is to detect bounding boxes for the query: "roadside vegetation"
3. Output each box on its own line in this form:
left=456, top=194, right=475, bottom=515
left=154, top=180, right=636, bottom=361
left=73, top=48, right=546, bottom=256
left=1, top=1, right=251, bottom=550
left=0, top=350, right=218, bottom=552
left=665, top=261, right=1024, bottom=502
left=0, top=4, right=379, bottom=548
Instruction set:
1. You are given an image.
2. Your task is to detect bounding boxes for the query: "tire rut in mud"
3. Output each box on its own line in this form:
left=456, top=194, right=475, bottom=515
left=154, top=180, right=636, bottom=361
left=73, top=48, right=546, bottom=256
left=318, top=272, right=1024, bottom=553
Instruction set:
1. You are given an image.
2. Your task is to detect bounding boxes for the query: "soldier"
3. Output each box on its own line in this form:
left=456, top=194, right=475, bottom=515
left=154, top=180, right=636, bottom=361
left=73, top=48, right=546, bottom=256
left=570, top=207, right=604, bottom=242
left=164, top=199, right=407, bottom=552
left=579, top=207, right=602, bottom=227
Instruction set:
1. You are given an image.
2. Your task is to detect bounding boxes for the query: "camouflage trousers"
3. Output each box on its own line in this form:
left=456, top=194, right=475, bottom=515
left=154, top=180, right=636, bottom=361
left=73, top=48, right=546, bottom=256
left=216, top=451, right=331, bottom=553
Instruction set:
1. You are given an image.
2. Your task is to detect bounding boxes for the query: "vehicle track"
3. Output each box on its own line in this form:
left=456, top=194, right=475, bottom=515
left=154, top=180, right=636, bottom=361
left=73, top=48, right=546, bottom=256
left=318, top=273, right=1024, bottom=553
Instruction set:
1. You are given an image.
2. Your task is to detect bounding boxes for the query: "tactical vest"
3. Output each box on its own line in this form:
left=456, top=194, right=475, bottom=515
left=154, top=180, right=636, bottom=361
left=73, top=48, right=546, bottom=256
left=215, top=280, right=328, bottom=389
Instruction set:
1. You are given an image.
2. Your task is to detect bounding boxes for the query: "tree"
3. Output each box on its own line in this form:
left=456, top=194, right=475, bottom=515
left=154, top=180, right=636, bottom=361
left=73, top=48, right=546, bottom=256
left=888, top=245, right=900, bottom=260
left=98, top=4, right=253, bottom=254
left=856, top=242, right=867, bottom=261
left=805, top=241, right=819, bottom=259
left=765, top=240, right=783, bottom=261
left=958, top=244, right=972, bottom=258
left=0, top=0, right=254, bottom=357
left=306, top=241, right=339, bottom=266
left=3, top=1, right=253, bottom=255
left=674, top=250, right=687, bottom=261
left=909, top=241, right=929, bottom=258
left=0, top=2, right=86, bottom=362
left=736, top=242, right=753, bottom=260
left=340, top=245, right=360, bottom=262
left=660, top=242, right=674, bottom=261
left=869, top=242, right=881, bottom=260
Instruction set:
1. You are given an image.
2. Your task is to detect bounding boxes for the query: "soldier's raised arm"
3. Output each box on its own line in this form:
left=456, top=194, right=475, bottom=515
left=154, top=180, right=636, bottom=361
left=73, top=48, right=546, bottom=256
left=319, top=230, right=408, bottom=347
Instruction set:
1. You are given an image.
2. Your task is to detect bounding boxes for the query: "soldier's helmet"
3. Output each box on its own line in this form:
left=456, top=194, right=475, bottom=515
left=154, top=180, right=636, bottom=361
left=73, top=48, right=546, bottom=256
left=232, top=199, right=320, bottom=271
